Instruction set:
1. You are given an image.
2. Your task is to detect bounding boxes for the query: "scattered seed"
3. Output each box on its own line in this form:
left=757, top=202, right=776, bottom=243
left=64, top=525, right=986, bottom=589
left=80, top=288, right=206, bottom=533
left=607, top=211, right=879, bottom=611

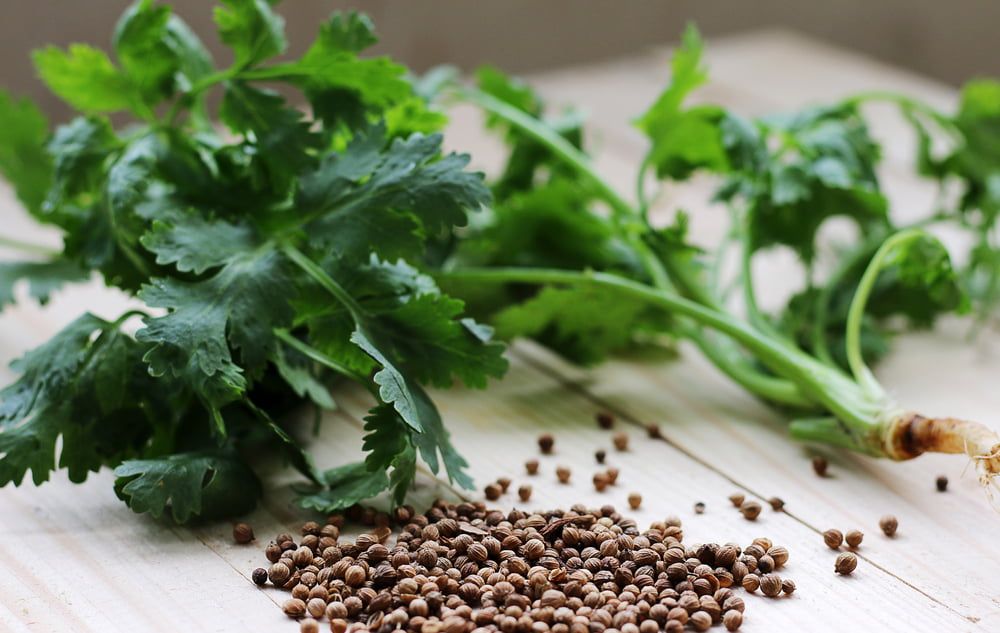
left=496, top=477, right=511, bottom=493
left=823, top=529, right=844, bottom=549
left=767, top=546, right=789, bottom=568
left=612, top=432, right=629, bottom=451
left=760, top=573, right=782, bottom=597
left=525, top=459, right=539, bottom=475
left=628, top=492, right=642, bottom=509
left=538, top=434, right=555, bottom=454
left=517, top=484, right=532, bottom=502
left=689, top=611, right=712, bottom=631
left=768, top=496, right=784, bottom=511
left=484, top=483, right=502, bottom=501
left=879, top=515, right=898, bottom=537
left=595, top=449, right=607, bottom=464
left=251, top=567, right=267, bottom=586
left=596, top=411, right=615, bottom=429
left=605, top=467, right=620, bottom=485
left=781, top=578, right=796, bottom=595
left=307, top=597, right=326, bottom=618
left=936, top=475, right=948, bottom=492
left=268, top=562, right=290, bottom=585
left=845, top=530, right=863, bottom=548
left=556, top=466, right=572, bottom=484
left=739, top=500, right=761, bottom=521
left=232, top=522, right=254, bottom=544
left=835, top=552, right=858, bottom=575
left=593, top=472, right=610, bottom=492
left=812, top=456, right=828, bottom=477
left=741, top=574, right=759, bottom=593
left=728, top=492, right=745, bottom=507
left=646, top=424, right=662, bottom=439
left=694, top=501, right=706, bottom=514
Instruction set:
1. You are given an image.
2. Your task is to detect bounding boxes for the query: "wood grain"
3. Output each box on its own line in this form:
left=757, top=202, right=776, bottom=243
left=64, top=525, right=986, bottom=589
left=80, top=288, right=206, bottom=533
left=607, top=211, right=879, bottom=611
left=0, top=30, right=994, bottom=632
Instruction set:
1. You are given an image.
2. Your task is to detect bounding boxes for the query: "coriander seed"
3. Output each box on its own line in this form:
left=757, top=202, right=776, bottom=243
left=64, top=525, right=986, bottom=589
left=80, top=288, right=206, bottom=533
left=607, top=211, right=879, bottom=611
left=689, top=611, right=712, bottom=632
left=759, top=573, right=782, bottom=597
left=497, top=477, right=512, bottom=493
left=879, top=514, right=898, bottom=537
left=593, top=472, right=610, bottom=492
left=283, top=598, right=307, bottom=618
left=300, top=618, right=319, bottom=633
left=723, top=610, right=743, bottom=631
left=627, top=492, right=642, bottom=509
left=812, top=456, right=828, bottom=477
left=845, top=530, right=863, bottom=548
left=768, top=496, right=784, bottom=511
left=596, top=411, right=615, bottom=429
left=936, top=475, right=948, bottom=492
left=269, top=562, right=291, bottom=585
left=781, top=578, right=796, bottom=595
left=525, top=459, right=539, bottom=475
left=612, top=432, right=629, bottom=451
left=518, top=484, right=532, bottom=502
left=252, top=567, right=267, bottom=586
left=605, top=467, right=620, bottom=484
left=646, top=424, right=662, bottom=439
left=739, top=500, right=761, bottom=521
left=538, top=434, right=555, bottom=454
left=694, top=501, right=706, bottom=514
left=767, top=546, right=789, bottom=568
left=233, top=522, right=254, bottom=544
left=727, top=492, right=744, bottom=507
left=484, top=483, right=502, bottom=501
left=823, top=529, right=843, bottom=549
left=556, top=466, right=571, bottom=484
left=835, top=552, right=857, bottom=575
left=741, top=574, right=759, bottom=593
left=594, top=449, right=606, bottom=464
left=307, top=598, right=326, bottom=618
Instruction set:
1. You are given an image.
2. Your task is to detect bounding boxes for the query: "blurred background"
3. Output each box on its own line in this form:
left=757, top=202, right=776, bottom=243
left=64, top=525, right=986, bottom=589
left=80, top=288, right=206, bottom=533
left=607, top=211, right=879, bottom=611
left=4, top=0, right=999, bottom=121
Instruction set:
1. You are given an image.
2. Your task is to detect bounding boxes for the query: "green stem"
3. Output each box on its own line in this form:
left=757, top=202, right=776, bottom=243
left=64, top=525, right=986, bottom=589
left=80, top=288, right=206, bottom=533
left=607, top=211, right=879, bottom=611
left=282, top=245, right=365, bottom=321
left=847, top=91, right=959, bottom=137
left=739, top=205, right=770, bottom=331
left=789, top=416, right=880, bottom=455
left=844, top=228, right=925, bottom=392
left=0, top=235, right=60, bottom=257
left=274, top=328, right=371, bottom=387
left=438, top=266, right=878, bottom=428
left=459, top=87, right=635, bottom=221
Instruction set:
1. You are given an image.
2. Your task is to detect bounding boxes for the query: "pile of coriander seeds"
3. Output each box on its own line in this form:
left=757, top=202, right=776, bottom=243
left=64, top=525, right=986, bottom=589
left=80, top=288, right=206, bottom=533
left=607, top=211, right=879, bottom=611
left=255, top=501, right=796, bottom=633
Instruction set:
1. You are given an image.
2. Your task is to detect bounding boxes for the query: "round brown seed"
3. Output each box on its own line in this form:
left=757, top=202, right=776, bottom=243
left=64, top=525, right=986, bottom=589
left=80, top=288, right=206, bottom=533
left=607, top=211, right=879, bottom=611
left=484, top=483, right=502, bottom=501
left=300, top=618, right=319, bottom=633
left=268, top=562, right=291, bottom=585
left=525, top=459, right=539, bottom=475
left=759, top=573, right=782, bottom=597
left=538, top=434, right=555, bottom=454
left=823, top=529, right=843, bottom=550
left=936, top=475, right=948, bottom=492
left=556, top=466, right=571, bottom=484
left=307, top=598, right=326, bottom=618
left=741, top=575, right=759, bottom=593
left=233, top=522, right=254, bottom=544
left=739, top=500, right=761, bottom=521
left=812, top=456, right=828, bottom=477
left=768, top=497, right=784, bottom=511
left=518, top=484, right=532, bottom=502
left=627, top=492, right=642, bottom=510
left=767, top=546, right=789, bottom=568
left=596, top=411, right=615, bottom=429
left=879, top=515, right=898, bottom=537
left=283, top=598, right=307, bottom=618
left=694, top=501, right=706, bottom=514
left=835, top=552, right=858, bottom=575
left=594, top=449, right=606, bottom=464
left=845, top=530, right=863, bottom=548
left=727, top=492, right=744, bottom=507
left=593, top=472, right=610, bottom=492
left=646, top=424, right=662, bottom=439
left=251, top=567, right=267, bottom=586
left=689, top=611, right=712, bottom=632
left=723, top=610, right=743, bottom=631
left=781, top=578, right=796, bottom=595
left=605, top=467, right=620, bottom=484
left=612, top=432, right=629, bottom=451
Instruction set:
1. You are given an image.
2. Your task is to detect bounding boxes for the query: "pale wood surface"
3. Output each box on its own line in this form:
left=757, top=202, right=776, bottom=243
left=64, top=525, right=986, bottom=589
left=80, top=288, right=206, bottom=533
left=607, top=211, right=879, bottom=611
left=0, top=30, right=996, bottom=632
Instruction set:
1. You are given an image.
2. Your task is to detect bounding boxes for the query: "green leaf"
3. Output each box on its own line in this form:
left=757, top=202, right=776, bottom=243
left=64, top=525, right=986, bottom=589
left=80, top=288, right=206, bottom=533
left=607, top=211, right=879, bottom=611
left=298, top=129, right=491, bottom=261
left=45, top=116, right=117, bottom=217
left=137, top=249, right=294, bottom=419
left=361, top=404, right=408, bottom=470
left=297, top=461, right=389, bottom=513
left=272, top=344, right=335, bottom=410
left=492, top=284, right=671, bottom=365
left=33, top=45, right=139, bottom=115
left=112, top=0, right=177, bottom=105
left=214, top=0, right=286, bottom=68
left=0, top=91, right=52, bottom=216
left=140, top=208, right=256, bottom=274
left=114, top=450, right=261, bottom=523
left=0, top=259, right=89, bottom=311
left=635, top=25, right=728, bottom=179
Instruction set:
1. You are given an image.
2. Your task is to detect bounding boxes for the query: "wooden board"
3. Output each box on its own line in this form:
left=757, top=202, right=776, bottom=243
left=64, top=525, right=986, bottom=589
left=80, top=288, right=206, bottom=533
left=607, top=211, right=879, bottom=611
left=0, top=30, right=995, bottom=632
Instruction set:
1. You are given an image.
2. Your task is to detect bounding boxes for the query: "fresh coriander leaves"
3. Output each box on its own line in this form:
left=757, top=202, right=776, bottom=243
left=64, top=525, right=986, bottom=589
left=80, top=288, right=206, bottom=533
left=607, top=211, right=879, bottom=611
left=0, top=1, right=500, bottom=521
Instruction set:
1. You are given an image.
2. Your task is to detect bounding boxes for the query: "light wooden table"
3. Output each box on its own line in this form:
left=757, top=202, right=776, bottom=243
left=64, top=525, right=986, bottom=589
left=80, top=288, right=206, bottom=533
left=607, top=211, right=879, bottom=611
left=1, top=31, right=997, bottom=632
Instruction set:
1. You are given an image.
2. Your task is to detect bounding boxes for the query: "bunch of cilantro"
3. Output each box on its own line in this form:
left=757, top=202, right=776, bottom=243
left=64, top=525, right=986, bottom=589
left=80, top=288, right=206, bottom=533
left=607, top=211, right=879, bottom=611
left=436, top=27, right=1000, bottom=482
left=0, top=0, right=507, bottom=522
